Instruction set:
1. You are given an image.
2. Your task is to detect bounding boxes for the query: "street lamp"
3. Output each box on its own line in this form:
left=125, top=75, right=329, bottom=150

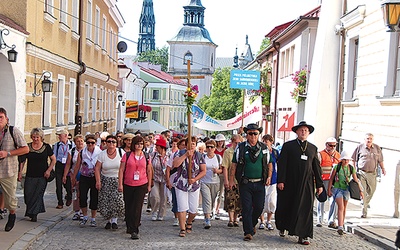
left=118, top=94, right=123, bottom=102
left=382, top=0, right=400, bottom=32
left=266, top=113, right=273, bottom=122
left=32, top=71, right=53, bottom=96
left=0, top=28, right=18, bottom=62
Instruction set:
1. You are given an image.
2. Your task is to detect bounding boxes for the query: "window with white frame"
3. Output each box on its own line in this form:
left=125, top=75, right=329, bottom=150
left=86, top=0, right=92, bottom=40
left=107, top=91, right=111, bottom=120
left=60, top=0, right=68, bottom=24
left=43, top=72, right=53, bottom=127
left=68, top=79, right=76, bottom=124
left=84, top=83, right=90, bottom=122
left=72, top=0, right=79, bottom=33
left=289, top=45, right=295, bottom=74
left=344, top=37, right=359, bottom=100
left=384, top=33, right=400, bottom=97
left=100, top=88, right=104, bottom=120
left=152, top=111, right=158, bottom=122
left=280, top=51, right=285, bottom=78
left=152, top=89, right=159, bottom=100
left=95, top=6, right=100, bottom=45
left=102, top=16, right=107, bottom=50
left=110, top=29, right=114, bottom=59
left=92, top=86, right=97, bottom=121
left=45, top=0, right=54, bottom=16
left=57, top=76, right=66, bottom=125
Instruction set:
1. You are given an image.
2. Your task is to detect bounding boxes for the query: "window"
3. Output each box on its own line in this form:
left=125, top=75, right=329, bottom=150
left=152, top=111, right=158, bottom=122
left=152, top=90, right=159, bottom=100
left=99, top=88, right=104, bottom=120
left=43, top=72, right=53, bottom=127
left=110, top=29, right=114, bottom=58
left=344, top=38, right=359, bottom=100
left=57, top=76, right=66, bottom=125
left=84, top=82, right=89, bottom=122
left=280, top=51, right=285, bottom=78
left=94, top=6, right=100, bottom=45
left=86, top=0, right=92, bottom=40
left=102, top=16, right=107, bottom=50
left=45, top=0, right=54, bottom=16
left=385, top=33, right=400, bottom=97
left=394, top=36, right=400, bottom=96
left=184, top=52, right=193, bottom=65
left=71, top=0, right=79, bottom=33
left=92, top=86, right=97, bottom=121
left=68, top=79, right=76, bottom=124
left=60, top=0, right=68, bottom=24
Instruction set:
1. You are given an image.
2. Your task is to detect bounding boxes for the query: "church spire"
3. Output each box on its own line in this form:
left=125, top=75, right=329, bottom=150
left=183, top=0, right=205, bottom=27
left=137, top=0, right=155, bottom=54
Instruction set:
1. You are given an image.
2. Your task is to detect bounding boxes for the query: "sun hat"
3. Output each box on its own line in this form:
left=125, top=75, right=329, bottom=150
left=55, top=129, right=69, bottom=135
left=291, top=121, right=315, bottom=134
left=155, top=137, right=167, bottom=148
left=339, top=151, right=353, bottom=160
left=243, top=123, right=263, bottom=134
left=215, top=134, right=226, bottom=141
left=325, top=137, right=337, bottom=143
left=122, top=133, right=135, bottom=140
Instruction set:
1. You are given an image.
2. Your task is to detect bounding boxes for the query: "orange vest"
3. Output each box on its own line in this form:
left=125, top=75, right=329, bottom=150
left=319, top=150, right=340, bottom=180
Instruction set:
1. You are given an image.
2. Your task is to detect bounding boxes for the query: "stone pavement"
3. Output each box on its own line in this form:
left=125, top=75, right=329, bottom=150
left=0, top=180, right=399, bottom=249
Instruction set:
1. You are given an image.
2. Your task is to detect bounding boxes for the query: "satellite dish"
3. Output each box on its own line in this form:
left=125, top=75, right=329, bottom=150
left=117, top=41, right=127, bottom=53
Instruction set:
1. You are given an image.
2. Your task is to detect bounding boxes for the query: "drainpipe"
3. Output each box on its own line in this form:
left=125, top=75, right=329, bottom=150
left=75, top=0, right=86, bottom=135
left=272, top=41, right=280, bottom=139
left=335, top=0, right=346, bottom=150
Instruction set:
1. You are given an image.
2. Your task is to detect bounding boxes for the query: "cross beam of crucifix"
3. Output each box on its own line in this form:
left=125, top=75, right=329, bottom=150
left=173, top=60, right=205, bottom=180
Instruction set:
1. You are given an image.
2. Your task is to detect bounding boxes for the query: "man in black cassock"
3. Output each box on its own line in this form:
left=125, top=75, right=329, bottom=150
left=275, top=121, right=323, bottom=245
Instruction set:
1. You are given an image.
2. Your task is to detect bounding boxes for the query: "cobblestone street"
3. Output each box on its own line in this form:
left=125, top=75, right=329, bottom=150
left=28, top=204, right=379, bottom=250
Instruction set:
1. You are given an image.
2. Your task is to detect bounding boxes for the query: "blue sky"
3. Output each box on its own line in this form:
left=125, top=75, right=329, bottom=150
left=117, top=0, right=320, bottom=57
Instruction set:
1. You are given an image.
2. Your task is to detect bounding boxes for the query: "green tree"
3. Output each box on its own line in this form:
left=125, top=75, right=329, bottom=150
left=258, top=37, right=271, bottom=54
left=198, top=67, right=242, bottom=121
left=136, top=46, right=169, bottom=72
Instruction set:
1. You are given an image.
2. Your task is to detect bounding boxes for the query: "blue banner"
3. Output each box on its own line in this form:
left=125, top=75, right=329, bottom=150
left=230, top=70, right=261, bottom=90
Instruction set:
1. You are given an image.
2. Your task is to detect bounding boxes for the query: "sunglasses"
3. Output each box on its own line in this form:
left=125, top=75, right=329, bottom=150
left=86, top=141, right=96, bottom=145
left=206, top=145, right=215, bottom=149
left=327, top=144, right=336, bottom=147
left=117, top=136, right=122, bottom=138
left=247, top=132, right=259, bottom=136
left=101, top=140, right=106, bottom=143
left=136, top=142, right=144, bottom=146
left=107, top=140, right=117, bottom=144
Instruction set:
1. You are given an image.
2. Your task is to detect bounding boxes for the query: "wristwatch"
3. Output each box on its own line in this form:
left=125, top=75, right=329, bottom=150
left=7, top=152, right=11, bottom=157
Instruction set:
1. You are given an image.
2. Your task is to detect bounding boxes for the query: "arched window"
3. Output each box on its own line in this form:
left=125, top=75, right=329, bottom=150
left=184, top=52, right=193, bottom=65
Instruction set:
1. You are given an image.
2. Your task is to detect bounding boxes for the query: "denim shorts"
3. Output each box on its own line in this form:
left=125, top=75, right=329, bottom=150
left=332, top=187, right=350, bottom=201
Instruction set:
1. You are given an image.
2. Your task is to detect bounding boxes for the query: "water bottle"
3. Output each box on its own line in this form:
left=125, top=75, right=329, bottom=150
left=72, top=188, right=77, bottom=200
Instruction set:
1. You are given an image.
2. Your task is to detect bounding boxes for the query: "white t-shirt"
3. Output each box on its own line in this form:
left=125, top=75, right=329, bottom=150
left=97, top=150, right=122, bottom=178
left=202, top=154, right=221, bottom=184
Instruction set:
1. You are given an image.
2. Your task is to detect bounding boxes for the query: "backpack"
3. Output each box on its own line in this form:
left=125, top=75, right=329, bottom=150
left=334, top=162, right=354, bottom=184
left=8, top=126, right=17, bottom=149
left=53, top=141, right=73, bottom=158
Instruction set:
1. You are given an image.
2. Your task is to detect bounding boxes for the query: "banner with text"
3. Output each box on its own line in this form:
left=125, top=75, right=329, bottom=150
left=125, top=100, right=139, bottom=119
left=192, top=96, right=262, bottom=131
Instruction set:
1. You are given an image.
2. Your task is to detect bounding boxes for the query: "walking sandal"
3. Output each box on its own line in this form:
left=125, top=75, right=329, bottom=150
left=179, top=229, right=186, bottom=237
left=186, top=223, right=193, bottom=233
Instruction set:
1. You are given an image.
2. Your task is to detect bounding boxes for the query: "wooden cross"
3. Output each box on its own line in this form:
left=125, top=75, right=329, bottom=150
left=173, top=60, right=205, bottom=180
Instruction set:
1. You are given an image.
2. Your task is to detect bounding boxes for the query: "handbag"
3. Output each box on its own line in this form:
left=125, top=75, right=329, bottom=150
left=47, top=169, right=56, bottom=182
left=348, top=179, right=361, bottom=200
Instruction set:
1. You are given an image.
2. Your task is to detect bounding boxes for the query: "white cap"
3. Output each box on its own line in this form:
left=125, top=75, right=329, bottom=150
left=325, top=137, right=337, bottom=143
left=339, top=151, right=353, bottom=160
left=215, top=134, right=226, bottom=141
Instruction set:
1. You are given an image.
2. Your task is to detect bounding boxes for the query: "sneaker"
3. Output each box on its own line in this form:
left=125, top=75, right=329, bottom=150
left=204, top=218, right=211, bottom=229
left=156, top=216, right=163, bottom=221
left=298, top=237, right=310, bottom=245
left=214, top=213, right=220, bottom=220
left=267, top=222, right=274, bottom=230
left=0, top=210, right=4, bottom=220
left=243, top=234, right=253, bottom=241
left=72, top=213, right=80, bottom=221
left=105, top=222, right=111, bottom=229
left=146, top=208, right=152, bottom=213
left=316, top=223, right=322, bottom=227
left=151, top=213, right=157, bottom=221
left=90, top=220, right=97, bottom=227
left=328, top=222, right=338, bottom=229
left=5, top=213, right=16, bottom=232
left=173, top=218, right=179, bottom=227
left=131, top=232, right=139, bottom=240
left=337, top=228, right=344, bottom=235
left=259, top=223, right=265, bottom=229
left=279, top=229, right=285, bottom=237
left=361, top=214, right=367, bottom=218
left=111, top=223, right=118, bottom=230
left=80, top=217, right=88, bottom=227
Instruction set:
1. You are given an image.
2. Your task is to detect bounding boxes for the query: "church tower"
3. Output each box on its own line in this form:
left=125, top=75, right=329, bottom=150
left=167, top=0, right=217, bottom=99
left=137, top=0, right=155, bottom=54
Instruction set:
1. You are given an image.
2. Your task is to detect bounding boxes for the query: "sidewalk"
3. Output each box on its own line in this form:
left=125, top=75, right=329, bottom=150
left=0, top=181, right=73, bottom=250
left=315, top=198, right=400, bottom=250
left=1, top=181, right=400, bottom=250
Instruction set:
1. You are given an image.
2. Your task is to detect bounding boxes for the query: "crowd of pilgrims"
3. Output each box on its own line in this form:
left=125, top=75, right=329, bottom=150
left=4, top=127, right=336, bottom=243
